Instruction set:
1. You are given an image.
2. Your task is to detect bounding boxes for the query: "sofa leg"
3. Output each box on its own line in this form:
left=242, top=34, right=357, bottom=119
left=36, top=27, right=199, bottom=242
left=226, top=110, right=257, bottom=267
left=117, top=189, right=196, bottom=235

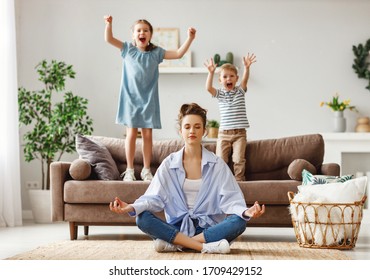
left=69, top=222, right=78, bottom=240
left=84, top=226, right=89, bottom=236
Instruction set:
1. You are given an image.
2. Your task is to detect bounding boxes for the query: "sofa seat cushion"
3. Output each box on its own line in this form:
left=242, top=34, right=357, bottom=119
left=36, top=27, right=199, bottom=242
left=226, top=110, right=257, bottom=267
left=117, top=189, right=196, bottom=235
left=64, top=180, right=301, bottom=206
left=238, top=180, right=301, bottom=205
left=246, top=205, right=293, bottom=227
left=64, top=180, right=150, bottom=204
left=65, top=204, right=137, bottom=223
left=64, top=204, right=165, bottom=223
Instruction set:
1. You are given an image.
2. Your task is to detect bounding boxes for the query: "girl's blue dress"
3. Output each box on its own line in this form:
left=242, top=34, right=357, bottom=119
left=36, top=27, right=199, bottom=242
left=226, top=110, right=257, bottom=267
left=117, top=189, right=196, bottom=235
left=116, top=42, right=165, bottom=129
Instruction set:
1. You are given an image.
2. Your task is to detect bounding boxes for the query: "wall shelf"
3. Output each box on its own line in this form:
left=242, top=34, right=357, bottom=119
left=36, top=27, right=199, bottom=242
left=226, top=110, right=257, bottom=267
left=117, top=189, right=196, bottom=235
left=159, top=67, right=207, bottom=74
left=321, top=132, right=370, bottom=171
left=321, top=132, right=370, bottom=211
left=321, top=133, right=370, bottom=164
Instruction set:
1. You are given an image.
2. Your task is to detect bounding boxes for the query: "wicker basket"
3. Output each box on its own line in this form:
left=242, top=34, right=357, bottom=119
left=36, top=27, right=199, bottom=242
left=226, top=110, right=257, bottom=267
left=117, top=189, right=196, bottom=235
left=288, top=191, right=367, bottom=250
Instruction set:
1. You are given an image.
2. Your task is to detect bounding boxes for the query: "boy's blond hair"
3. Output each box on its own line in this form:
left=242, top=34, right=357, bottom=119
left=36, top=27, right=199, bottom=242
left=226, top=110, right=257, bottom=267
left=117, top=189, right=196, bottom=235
left=219, top=63, right=238, bottom=75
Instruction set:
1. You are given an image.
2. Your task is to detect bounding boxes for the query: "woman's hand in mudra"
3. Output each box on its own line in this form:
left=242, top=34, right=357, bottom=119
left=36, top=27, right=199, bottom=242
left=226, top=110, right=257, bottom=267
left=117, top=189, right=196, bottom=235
left=243, top=201, right=265, bottom=218
left=109, top=197, right=134, bottom=214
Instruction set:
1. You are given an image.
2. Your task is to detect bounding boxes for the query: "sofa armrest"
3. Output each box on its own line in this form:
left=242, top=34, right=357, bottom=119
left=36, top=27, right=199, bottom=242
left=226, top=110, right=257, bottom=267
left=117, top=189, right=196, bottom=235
left=50, top=161, right=72, bottom=221
left=320, top=163, right=340, bottom=176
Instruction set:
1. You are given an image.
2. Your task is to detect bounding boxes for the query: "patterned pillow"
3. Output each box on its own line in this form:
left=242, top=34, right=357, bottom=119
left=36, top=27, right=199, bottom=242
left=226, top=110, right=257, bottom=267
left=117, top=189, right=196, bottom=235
left=302, top=169, right=353, bottom=185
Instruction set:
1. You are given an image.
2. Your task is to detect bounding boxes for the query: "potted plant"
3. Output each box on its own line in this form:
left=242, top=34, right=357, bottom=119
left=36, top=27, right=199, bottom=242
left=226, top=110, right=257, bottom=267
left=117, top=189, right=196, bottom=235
left=320, top=93, right=358, bottom=132
left=18, top=59, right=94, bottom=222
left=207, top=119, right=220, bottom=138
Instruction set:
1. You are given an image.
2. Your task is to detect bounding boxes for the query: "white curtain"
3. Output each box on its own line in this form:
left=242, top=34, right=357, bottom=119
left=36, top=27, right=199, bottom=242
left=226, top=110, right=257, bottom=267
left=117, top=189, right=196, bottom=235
left=0, top=0, right=23, bottom=227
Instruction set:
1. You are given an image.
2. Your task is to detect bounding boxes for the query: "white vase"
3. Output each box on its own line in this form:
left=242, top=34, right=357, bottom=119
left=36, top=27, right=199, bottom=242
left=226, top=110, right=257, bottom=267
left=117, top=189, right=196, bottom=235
left=333, top=111, right=346, bottom=132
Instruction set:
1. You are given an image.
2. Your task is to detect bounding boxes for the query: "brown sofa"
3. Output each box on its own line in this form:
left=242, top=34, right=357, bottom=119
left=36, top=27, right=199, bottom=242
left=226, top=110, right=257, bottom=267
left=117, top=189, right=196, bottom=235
left=51, top=133, right=340, bottom=240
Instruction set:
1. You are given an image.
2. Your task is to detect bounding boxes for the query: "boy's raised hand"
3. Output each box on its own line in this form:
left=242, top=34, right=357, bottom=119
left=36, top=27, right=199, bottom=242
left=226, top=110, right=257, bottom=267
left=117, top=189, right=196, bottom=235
left=243, top=53, right=257, bottom=68
left=204, top=58, right=217, bottom=73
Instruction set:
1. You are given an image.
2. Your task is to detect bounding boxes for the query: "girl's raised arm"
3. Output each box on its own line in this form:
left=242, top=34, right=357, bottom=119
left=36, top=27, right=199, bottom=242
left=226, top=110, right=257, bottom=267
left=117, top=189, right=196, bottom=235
left=104, top=15, right=124, bottom=50
left=164, top=27, right=196, bottom=59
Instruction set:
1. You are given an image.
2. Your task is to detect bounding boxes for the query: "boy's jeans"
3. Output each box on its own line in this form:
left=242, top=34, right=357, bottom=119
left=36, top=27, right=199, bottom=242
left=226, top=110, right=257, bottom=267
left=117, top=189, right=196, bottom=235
left=216, top=129, right=247, bottom=181
left=136, top=211, right=247, bottom=244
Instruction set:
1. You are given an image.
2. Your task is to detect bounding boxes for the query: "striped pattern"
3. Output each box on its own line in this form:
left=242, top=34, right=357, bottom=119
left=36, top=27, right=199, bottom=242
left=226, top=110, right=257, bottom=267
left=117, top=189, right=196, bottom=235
left=215, top=86, right=249, bottom=130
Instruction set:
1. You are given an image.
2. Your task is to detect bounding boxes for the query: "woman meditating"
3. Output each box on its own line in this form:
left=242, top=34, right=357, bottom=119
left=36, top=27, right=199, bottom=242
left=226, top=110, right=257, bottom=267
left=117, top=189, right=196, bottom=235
left=109, top=103, right=265, bottom=254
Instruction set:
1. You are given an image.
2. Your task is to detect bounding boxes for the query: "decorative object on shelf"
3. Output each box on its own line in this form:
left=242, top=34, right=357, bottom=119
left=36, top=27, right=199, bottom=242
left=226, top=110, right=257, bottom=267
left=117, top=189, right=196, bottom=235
left=152, top=28, right=192, bottom=67
left=213, top=52, right=233, bottom=66
left=352, top=38, right=370, bottom=92
left=152, top=28, right=179, bottom=49
left=320, top=93, right=358, bottom=132
left=206, top=119, right=219, bottom=138
left=355, top=116, right=370, bottom=132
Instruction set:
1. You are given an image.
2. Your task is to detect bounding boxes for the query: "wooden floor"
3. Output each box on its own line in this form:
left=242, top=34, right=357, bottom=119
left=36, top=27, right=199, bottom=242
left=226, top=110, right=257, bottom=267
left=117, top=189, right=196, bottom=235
left=1, top=220, right=370, bottom=260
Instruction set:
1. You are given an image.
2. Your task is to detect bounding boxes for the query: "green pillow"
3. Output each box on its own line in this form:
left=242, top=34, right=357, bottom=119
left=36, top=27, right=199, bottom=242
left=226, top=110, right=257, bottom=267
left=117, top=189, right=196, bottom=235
left=302, top=169, right=353, bottom=185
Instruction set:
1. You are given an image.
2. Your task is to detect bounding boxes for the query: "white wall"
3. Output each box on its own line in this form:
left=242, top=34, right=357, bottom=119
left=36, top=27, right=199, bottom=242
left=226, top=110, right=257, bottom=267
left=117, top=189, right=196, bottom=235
left=15, top=0, right=370, bottom=211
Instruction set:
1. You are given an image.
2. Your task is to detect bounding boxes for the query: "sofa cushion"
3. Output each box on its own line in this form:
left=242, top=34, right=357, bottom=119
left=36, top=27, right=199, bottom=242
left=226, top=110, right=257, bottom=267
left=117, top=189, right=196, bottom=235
left=86, top=136, right=186, bottom=177
left=76, top=134, right=120, bottom=180
left=287, top=159, right=316, bottom=181
left=64, top=180, right=150, bottom=203
left=238, top=180, right=301, bottom=205
left=302, top=169, right=353, bottom=185
left=69, top=159, right=91, bottom=180
left=245, top=134, right=324, bottom=180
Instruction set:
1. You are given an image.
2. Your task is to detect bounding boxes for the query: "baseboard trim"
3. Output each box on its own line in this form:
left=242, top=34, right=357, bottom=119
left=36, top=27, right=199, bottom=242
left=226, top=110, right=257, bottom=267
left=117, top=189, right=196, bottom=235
left=22, top=210, right=33, bottom=220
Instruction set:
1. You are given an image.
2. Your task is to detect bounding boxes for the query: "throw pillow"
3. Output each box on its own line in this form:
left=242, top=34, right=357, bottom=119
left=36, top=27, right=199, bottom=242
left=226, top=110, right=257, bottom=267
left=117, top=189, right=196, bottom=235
left=297, top=176, right=367, bottom=203
left=302, top=169, right=353, bottom=185
left=69, top=159, right=91, bottom=180
left=75, top=134, right=120, bottom=180
left=287, top=159, right=316, bottom=181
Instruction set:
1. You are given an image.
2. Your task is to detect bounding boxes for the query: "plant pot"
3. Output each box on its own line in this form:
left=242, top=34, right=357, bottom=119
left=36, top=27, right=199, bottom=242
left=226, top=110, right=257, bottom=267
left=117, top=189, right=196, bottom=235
left=28, top=189, right=52, bottom=223
left=207, top=127, right=219, bottom=138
